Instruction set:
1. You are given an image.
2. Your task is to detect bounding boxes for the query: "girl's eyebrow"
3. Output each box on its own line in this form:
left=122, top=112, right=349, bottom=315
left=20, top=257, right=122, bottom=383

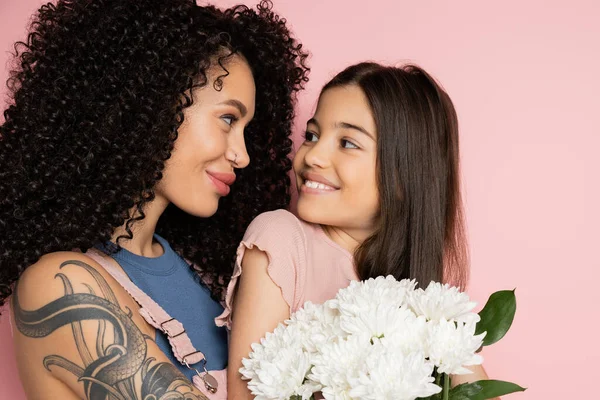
left=334, top=121, right=374, bottom=140
left=307, top=117, right=374, bottom=140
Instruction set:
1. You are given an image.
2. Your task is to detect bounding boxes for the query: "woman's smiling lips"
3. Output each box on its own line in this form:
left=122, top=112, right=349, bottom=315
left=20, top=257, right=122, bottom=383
left=207, top=170, right=236, bottom=196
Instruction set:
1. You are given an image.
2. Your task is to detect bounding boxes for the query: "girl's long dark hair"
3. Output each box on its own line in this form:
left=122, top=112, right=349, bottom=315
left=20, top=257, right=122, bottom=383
left=0, top=0, right=309, bottom=306
left=321, top=62, right=468, bottom=289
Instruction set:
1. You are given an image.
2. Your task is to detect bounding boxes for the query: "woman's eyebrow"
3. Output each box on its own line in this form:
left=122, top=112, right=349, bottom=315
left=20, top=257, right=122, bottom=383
left=219, top=99, right=247, bottom=118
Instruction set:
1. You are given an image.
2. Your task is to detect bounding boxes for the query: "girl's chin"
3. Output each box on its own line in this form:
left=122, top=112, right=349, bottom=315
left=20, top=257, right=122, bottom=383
left=296, top=202, right=331, bottom=224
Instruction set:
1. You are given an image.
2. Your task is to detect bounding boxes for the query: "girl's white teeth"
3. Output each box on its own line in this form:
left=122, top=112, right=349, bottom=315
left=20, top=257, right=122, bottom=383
left=305, top=180, right=335, bottom=190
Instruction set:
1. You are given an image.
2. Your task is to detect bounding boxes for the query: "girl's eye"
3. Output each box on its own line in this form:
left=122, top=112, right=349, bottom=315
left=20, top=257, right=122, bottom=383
left=221, top=115, right=237, bottom=126
left=304, top=131, right=319, bottom=142
left=341, top=139, right=358, bottom=149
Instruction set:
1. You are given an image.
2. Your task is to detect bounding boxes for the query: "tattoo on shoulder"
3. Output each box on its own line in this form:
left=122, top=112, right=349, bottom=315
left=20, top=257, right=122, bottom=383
left=13, top=259, right=209, bottom=400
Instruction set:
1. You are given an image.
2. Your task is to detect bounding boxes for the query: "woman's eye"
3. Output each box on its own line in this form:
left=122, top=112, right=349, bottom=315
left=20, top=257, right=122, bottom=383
left=221, top=115, right=236, bottom=126
left=341, top=139, right=358, bottom=149
left=304, top=131, right=318, bottom=142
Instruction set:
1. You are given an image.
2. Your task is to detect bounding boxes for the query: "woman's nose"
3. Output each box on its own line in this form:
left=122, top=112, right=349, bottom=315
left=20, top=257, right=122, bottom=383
left=229, top=132, right=250, bottom=169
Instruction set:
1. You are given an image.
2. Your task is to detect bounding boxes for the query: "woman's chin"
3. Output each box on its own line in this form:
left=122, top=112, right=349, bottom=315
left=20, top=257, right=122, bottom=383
left=173, top=200, right=219, bottom=219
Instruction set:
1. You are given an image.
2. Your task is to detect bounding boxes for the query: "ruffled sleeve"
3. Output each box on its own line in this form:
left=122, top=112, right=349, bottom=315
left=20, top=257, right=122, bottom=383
left=215, top=209, right=307, bottom=329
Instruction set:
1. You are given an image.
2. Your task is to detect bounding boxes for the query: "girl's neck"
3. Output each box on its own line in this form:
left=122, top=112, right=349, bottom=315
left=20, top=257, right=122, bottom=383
left=320, top=224, right=371, bottom=254
left=110, top=196, right=169, bottom=257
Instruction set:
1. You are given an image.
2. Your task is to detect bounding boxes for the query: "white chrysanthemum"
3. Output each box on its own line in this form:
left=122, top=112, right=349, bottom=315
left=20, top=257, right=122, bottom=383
left=337, top=303, right=428, bottom=356
left=287, top=301, right=343, bottom=353
left=242, top=277, right=489, bottom=399
left=287, top=301, right=329, bottom=326
left=309, top=335, right=373, bottom=400
left=310, top=336, right=440, bottom=400
left=426, top=318, right=486, bottom=375
left=330, top=276, right=416, bottom=320
left=409, top=281, right=480, bottom=324
left=241, top=323, right=321, bottom=399
left=348, top=341, right=441, bottom=400
left=383, top=313, right=429, bottom=356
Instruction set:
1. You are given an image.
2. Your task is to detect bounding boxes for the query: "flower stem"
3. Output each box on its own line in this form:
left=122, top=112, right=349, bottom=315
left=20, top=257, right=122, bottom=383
left=443, top=373, right=450, bottom=400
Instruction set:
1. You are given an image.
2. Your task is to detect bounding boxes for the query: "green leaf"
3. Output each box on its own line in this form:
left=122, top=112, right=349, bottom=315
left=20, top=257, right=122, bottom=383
left=417, top=391, right=444, bottom=400
left=475, top=289, right=516, bottom=346
left=449, top=381, right=482, bottom=400
left=450, top=380, right=526, bottom=399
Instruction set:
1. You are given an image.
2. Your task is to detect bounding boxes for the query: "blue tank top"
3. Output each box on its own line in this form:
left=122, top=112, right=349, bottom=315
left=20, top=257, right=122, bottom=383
left=99, top=235, right=228, bottom=380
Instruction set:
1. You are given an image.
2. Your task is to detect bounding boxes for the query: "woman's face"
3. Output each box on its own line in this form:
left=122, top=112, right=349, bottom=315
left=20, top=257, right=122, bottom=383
left=293, top=84, right=380, bottom=238
left=156, top=55, right=256, bottom=217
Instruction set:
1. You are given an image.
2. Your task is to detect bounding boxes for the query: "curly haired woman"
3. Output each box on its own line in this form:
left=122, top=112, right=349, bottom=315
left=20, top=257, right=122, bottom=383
left=0, top=0, right=309, bottom=398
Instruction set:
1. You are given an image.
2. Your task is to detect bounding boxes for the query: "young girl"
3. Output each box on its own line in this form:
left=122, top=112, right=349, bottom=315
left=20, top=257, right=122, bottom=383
left=220, top=62, right=494, bottom=398
left=0, top=0, right=308, bottom=398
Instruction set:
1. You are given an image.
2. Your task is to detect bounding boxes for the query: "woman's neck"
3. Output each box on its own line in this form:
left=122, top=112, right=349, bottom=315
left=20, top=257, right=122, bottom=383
left=110, top=197, right=169, bottom=257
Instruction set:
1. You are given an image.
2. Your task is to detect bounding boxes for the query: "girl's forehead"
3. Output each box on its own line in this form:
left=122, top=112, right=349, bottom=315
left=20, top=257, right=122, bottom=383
left=313, top=86, right=377, bottom=137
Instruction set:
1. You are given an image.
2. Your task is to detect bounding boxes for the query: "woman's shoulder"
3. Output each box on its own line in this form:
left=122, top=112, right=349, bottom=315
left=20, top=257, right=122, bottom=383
left=14, top=250, right=150, bottom=335
left=11, top=250, right=208, bottom=399
left=16, top=251, right=103, bottom=309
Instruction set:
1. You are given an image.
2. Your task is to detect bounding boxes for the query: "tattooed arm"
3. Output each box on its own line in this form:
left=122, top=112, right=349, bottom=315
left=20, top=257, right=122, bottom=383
left=10, top=251, right=209, bottom=400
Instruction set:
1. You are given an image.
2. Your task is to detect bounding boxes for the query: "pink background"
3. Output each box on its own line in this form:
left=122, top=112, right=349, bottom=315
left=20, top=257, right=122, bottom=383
left=1, top=1, right=598, bottom=398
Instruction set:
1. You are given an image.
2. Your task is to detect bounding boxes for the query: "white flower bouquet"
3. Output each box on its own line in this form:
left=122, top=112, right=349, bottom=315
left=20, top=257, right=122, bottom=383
left=241, top=276, right=525, bottom=400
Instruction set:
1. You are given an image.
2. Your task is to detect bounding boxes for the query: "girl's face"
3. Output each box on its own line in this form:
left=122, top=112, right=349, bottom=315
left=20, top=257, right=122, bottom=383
left=293, top=85, right=379, bottom=239
left=155, top=55, right=256, bottom=217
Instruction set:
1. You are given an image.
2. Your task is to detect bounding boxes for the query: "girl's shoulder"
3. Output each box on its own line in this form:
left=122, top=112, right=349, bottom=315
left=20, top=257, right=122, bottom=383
left=247, top=209, right=305, bottom=230
left=244, top=209, right=317, bottom=246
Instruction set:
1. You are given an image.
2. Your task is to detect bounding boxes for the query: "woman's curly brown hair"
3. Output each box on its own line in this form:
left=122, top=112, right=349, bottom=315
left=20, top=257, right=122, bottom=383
left=0, top=0, right=310, bottom=305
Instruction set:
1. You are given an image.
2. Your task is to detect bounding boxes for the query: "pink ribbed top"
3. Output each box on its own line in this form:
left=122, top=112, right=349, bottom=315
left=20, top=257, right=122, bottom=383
left=216, top=209, right=357, bottom=328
